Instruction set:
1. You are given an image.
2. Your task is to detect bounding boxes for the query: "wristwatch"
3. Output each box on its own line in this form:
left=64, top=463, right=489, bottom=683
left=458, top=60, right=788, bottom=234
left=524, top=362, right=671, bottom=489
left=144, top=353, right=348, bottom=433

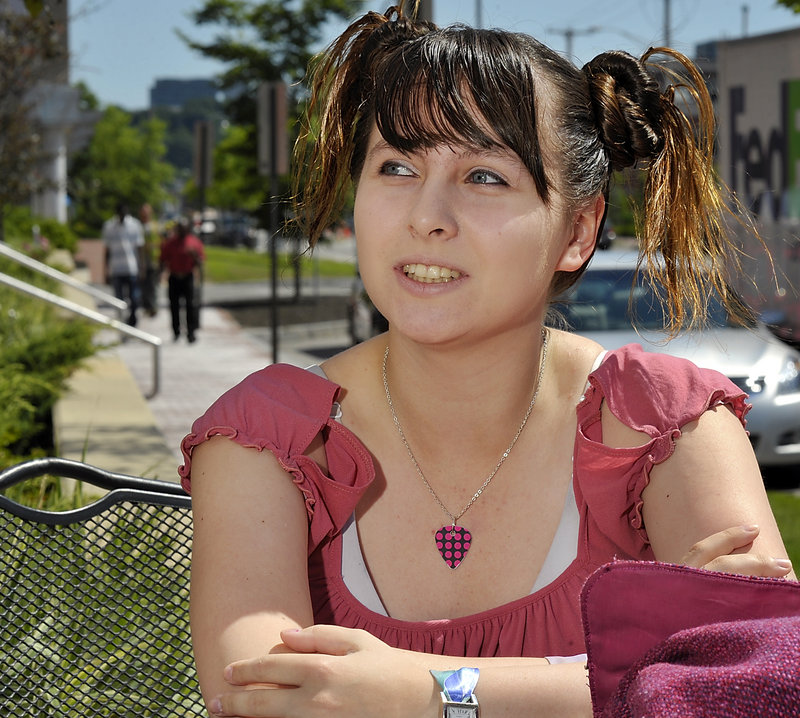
left=431, top=668, right=480, bottom=718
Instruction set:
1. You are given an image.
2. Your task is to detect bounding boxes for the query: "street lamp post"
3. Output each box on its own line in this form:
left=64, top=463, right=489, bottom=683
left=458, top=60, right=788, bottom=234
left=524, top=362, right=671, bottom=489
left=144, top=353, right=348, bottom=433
left=547, top=25, right=601, bottom=59
left=416, top=0, right=433, bottom=22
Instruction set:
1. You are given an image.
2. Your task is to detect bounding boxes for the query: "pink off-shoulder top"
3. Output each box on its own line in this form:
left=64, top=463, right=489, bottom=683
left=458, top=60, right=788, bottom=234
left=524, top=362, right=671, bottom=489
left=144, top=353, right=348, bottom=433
left=179, top=344, right=748, bottom=658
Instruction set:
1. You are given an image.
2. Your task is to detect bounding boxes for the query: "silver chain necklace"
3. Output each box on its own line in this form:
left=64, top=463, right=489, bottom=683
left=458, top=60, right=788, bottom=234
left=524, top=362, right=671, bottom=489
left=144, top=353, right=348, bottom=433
left=381, top=329, right=549, bottom=569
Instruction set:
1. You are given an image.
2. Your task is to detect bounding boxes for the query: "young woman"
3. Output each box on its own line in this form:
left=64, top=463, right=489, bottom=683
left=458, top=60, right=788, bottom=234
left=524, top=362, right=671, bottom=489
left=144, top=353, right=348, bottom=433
left=180, top=5, right=794, bottom=716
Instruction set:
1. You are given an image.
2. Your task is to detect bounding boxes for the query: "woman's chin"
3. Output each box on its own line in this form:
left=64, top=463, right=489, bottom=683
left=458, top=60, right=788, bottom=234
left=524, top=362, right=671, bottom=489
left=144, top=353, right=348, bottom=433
left=386, top=316, right=466, bottom=347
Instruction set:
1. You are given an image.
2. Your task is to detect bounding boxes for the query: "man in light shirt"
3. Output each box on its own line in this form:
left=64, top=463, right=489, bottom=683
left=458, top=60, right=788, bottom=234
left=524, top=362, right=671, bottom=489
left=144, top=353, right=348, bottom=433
left=102, top=203, right=144, bottom=326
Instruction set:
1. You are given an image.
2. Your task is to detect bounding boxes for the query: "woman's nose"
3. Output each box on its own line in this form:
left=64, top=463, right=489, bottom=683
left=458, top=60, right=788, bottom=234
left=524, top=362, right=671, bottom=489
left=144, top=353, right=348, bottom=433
left=407, top=181, right=458, bottom=240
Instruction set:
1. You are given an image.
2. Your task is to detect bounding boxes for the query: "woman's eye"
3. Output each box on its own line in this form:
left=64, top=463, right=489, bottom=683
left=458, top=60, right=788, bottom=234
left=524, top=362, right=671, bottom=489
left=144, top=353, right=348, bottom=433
left=469, top=169, right=506, bottom=185
left=380, top=161, right=415, bottom=177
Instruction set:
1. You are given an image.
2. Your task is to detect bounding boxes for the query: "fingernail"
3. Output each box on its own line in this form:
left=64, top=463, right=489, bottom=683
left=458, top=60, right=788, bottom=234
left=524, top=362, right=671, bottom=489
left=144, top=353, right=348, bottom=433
left=774, top=558, right=793, bottom=570
left=209, top=698, right=224, bottom=715
left=741, top=524, right=759, bottom=532
left=223, top=665, right=233, bottom=681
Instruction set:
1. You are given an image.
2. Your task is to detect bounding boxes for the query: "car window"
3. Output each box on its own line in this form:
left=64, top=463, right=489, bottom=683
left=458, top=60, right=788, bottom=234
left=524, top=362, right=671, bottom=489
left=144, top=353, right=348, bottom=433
left=551, top=269, right=736, bottom=332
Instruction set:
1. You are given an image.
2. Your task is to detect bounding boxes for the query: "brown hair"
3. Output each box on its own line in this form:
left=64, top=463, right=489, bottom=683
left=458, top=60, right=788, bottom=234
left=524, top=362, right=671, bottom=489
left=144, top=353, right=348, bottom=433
left=293, top=3, right=758, bottom=334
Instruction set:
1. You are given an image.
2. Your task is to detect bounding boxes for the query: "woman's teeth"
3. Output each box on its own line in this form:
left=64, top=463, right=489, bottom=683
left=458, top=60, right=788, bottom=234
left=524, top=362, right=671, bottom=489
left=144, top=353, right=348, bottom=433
left=403, top=263, right=462, bottom=283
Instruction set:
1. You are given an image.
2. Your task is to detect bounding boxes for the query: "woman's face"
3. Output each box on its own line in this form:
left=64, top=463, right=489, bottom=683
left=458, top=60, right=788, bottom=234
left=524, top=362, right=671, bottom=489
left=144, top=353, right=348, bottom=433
left=353, top=124, right=598, bottom=347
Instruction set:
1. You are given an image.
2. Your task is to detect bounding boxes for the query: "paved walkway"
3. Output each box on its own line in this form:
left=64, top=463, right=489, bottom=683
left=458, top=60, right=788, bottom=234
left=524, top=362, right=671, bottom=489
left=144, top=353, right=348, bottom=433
left=49, top=240, right=355, bottom=483
left=121, top=304, right=347, bottom=462
left=55, top=287, right=350, bottom=482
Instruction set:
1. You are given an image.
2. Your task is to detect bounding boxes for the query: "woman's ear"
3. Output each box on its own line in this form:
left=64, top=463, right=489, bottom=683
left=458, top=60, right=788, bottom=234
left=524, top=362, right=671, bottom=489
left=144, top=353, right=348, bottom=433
left=555, top=194, right=605, bottom=272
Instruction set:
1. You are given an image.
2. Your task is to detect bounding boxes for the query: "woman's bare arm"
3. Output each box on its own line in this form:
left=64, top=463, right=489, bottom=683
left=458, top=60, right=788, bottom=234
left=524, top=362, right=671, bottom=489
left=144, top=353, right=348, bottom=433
left=189, top=436, right=315, bottom=710
left=641, top=406, right=794, bottom=578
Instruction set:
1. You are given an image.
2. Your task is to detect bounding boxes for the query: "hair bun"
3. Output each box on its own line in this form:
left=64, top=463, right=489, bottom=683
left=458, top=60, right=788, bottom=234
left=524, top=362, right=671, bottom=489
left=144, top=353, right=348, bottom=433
left=582, top=50, right=664, bottom=170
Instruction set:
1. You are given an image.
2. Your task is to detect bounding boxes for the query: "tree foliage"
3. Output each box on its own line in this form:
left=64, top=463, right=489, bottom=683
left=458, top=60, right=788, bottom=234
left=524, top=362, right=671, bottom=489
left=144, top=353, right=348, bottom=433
left=776, top=0, right=800, bottom=12
left=183, top=0, right=362, bottom=112
left=148, top=97, right=226, bottom=173
left=206, top=124, right=264, bottom=211
left=180, top=0, right=363, bottom=220
left=68, top=107, right=174, bottom=235
left=0, top=3, right=65, bottom=239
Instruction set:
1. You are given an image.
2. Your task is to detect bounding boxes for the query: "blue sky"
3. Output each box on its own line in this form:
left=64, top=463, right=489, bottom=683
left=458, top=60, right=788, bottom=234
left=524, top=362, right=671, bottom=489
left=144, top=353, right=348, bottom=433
left=70, top=0, right=800, bottom=110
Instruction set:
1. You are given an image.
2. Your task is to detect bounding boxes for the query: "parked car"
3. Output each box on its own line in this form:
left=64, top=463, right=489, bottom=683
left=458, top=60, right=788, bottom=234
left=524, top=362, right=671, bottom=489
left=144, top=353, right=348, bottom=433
left=348, top=274, right=388, bottom=344
left=550, top=251, right=800, bottom=468
left=216, top=214, right=259, bottom=249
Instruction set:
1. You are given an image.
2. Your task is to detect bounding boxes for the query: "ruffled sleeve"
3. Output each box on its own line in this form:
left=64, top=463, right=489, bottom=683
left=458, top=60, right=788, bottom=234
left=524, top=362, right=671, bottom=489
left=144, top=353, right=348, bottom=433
left=178, top=364, right=375, bottom=554
left=575, top=344, right=750, bottom=558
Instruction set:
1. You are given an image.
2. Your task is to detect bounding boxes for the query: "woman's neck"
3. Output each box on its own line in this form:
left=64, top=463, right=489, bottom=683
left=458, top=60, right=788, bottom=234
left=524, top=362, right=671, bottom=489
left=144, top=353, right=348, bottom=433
left=382, top=327, right=550, bottom=455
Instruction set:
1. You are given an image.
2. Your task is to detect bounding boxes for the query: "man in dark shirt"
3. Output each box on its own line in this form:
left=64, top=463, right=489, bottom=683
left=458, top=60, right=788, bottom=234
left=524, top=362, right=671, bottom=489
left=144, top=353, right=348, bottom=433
left=160, top=220, right=205, bottom=343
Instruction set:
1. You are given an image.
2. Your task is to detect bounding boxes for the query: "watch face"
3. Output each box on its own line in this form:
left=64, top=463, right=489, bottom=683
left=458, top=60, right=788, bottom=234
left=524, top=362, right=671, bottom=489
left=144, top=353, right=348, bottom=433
left=445, top=707, right=477, bottom=718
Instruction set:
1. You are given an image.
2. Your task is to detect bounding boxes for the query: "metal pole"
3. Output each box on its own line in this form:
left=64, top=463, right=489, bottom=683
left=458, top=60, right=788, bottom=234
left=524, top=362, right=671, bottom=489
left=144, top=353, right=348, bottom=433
left=416, top=0, right=433, bottom=22
left=664, top=0, right=671, bottom=47
left=475, top=0, right=482, bottom=28
left=269, top=85, right=279, bottom=364
left=547, top=26, right=600, bottom=59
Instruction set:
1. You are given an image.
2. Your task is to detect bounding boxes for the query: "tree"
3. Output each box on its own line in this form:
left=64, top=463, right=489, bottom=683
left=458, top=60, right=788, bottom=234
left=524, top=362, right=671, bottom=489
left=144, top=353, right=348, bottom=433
left=205, top=124, right=263, bottom=212
left=180, top=0, right=363, bottom=222
left=68, top=106, right=174, bottom=235
left=145, top=97, right=227, bottom=173
left=0, top=2, right=65, bottom=241
left=776, top=1, right=800, bottom=12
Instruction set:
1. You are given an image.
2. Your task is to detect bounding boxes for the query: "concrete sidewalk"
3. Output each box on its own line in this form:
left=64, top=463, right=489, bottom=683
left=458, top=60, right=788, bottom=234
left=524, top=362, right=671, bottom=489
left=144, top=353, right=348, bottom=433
left=54, top=291, right=350, bottom=482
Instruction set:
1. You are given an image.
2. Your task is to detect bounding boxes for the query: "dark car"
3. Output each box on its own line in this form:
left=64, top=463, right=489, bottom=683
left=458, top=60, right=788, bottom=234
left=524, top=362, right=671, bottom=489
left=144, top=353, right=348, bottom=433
left=348, top=275, right=388, bottom=344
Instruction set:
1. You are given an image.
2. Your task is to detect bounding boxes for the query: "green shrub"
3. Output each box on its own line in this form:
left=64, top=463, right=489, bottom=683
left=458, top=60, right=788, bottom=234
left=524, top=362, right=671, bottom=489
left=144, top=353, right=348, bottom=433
left=36, top=217, right=79, bottom=253
left=2, top=205, right=32, bottom=241
left=2, top=205, right=79, bottom=253
left=0, top=256, right=97, bottom=479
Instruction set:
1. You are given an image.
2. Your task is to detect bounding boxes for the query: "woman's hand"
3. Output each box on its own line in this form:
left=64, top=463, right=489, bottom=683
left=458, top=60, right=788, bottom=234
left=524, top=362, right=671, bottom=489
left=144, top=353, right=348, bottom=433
left=679, top=524, right=794, bottom=578
left=208, top=625, right=437, bottom=718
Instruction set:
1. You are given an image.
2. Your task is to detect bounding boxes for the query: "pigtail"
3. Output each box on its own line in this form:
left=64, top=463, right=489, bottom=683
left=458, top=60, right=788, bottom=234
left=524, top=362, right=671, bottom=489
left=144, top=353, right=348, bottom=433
left=292, top=5, right=433, bottom=247
left=292, top=10, right=390, bottom=246
left=584, top=48, right=758, bottom=334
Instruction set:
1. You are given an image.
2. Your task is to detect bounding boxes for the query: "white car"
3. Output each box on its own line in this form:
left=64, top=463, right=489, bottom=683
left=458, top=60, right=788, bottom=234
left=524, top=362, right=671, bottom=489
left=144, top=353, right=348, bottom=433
left=550, top=251, right=800, bottom=468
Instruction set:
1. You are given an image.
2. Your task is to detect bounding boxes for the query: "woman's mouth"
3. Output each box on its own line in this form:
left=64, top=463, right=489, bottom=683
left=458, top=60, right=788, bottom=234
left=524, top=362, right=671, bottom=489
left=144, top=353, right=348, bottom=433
left=402, top=263, right=462, bottom=284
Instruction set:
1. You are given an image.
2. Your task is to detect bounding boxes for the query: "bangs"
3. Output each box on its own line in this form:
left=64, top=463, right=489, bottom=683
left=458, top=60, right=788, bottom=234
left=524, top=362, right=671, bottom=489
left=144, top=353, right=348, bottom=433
left=370, top=27, right=551, bottom=200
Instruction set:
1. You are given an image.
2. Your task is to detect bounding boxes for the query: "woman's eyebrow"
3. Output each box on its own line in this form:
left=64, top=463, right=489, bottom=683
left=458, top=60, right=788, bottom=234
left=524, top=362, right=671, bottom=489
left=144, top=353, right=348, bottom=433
left=457, top=146, right=516, bottom=161
left=367, top=139, right=515, bottom=162
left=365, top=139, right=397, bottom=162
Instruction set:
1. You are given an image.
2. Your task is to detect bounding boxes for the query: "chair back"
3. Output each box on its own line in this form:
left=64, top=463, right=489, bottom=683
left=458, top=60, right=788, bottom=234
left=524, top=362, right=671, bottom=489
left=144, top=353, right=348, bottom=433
left=0, top=457, right=204, bottom=716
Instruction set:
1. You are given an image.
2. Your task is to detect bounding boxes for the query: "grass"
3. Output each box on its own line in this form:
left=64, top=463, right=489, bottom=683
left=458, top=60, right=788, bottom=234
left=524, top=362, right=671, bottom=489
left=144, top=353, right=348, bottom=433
left=768, top=490, right=800, bottom=568
left=204, top=245, right=355, bottom=283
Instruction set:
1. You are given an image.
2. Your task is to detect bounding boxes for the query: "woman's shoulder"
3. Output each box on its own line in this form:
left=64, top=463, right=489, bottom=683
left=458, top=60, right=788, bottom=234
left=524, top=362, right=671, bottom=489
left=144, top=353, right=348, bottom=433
left=587, top=343, right=748, bottom=432
left=219, top=362, right=340, bottom=415
left=182, top=363, right=343, bottom=458
left=320, top=335, right=385, bottom=384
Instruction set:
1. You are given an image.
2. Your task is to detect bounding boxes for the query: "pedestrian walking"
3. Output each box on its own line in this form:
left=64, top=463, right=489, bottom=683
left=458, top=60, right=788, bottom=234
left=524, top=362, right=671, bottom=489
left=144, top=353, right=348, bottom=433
left=139, top=203, right=160, bottom=317
left=160, top=219, right=205, bottom=343
left=102, top=203, right=144, bottom=326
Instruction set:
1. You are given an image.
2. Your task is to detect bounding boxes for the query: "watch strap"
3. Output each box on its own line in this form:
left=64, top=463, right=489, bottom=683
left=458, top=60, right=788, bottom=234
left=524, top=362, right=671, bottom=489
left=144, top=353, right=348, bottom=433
left=431, top=667, right=480, bottom=717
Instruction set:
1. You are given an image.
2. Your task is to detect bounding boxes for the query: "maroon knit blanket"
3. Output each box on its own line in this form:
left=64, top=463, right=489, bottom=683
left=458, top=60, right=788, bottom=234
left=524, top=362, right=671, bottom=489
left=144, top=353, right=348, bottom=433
left=581, top=561, right=800, bottom=717
left=603, top=615, right=800, bottom=717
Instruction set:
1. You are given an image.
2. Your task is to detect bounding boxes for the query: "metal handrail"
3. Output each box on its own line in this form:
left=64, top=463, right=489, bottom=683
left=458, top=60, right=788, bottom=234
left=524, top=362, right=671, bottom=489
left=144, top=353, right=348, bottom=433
left=0, top=271, right=161, bottom=398
left=0, top=241, right=128, bottom=320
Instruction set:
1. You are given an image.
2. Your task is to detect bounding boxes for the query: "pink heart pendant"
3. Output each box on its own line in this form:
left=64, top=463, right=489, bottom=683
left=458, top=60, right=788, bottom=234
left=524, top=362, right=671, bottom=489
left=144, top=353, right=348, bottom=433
left=435, top=525, right=472, bottom=569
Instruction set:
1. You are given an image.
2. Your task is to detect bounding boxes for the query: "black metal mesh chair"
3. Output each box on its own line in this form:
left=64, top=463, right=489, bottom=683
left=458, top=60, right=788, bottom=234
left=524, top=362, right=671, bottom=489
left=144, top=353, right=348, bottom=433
left=0, top=457, right=205, bottom=717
